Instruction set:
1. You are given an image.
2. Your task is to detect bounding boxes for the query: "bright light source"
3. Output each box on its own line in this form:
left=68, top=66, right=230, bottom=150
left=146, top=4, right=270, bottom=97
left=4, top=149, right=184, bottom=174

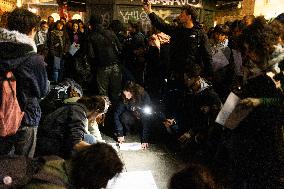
left=51, top=13, right=60, bottom=22
left=254, top=0, right=284, bottom=19
left=16, top=0, right=22, bottom=7
left=72, top=14, right=82, bottom=20
left=142, top=106, right=152, bottom=115
left=28, top=8, right=37, bottom=14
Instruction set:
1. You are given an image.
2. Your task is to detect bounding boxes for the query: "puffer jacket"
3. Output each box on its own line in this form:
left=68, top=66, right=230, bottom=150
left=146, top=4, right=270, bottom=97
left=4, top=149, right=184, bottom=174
left=0, top=28, right=49, bottom=127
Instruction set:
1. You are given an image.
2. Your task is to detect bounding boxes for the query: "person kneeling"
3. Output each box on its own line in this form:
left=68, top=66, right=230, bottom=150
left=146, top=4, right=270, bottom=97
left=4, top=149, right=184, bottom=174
left=36, top=96, right=109, bottom=159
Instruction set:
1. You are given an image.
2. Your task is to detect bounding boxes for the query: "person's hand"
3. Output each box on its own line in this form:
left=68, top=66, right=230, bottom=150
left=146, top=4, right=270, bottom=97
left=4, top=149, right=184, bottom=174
left=141, top=143, right=149, bottom=150
left=143, top=1, right=153, bottom=14
left=163, top=119, right=175, bottom=128
left=117, top=136, right=125, bottom=143
left=240, top=98, right=261, bottom=107
left=178, top=132, right=192, bottom=143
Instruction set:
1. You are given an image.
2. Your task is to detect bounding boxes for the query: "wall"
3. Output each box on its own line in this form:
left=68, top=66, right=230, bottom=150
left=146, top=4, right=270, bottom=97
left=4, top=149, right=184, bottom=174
left=86, top=0, right=204, bottom=33
left=214, top=0, right=255, bottom=24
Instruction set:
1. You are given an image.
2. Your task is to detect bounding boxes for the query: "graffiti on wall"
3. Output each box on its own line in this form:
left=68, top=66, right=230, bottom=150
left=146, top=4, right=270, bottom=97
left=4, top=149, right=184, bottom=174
left=118, top=6, right=180, bottom=33
left=87, top=5, right=113, bottom=27
left=148, top=0, right=201, bottom=6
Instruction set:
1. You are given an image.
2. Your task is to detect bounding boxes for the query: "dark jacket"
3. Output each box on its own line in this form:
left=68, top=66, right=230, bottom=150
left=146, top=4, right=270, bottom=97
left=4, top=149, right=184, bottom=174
left=148, top=13, right=213, bottom=77
left=87, top=25, right=122, bottom=68
left=114, top=91, right=151, bottom=142
left=0, top=28, right=49, bottom=127
left=49, top=29, right=70, bottom=57
left=171, top=81, right=221, bottom=136
left=37, top=103, right=88, bottom=159
left=228, top=74, right=283, bottom=187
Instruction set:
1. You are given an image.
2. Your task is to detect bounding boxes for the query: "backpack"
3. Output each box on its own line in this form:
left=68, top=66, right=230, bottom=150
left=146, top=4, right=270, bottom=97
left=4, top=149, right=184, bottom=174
left=0, top=71, right=24, bottom=137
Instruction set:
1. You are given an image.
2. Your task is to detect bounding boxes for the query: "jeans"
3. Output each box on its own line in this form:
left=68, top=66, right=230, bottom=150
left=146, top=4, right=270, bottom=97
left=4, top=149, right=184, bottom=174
left=0, top=126, right=37, bottom=158
left=83, top=134, right=96, bottom=144
left=53, top=56, right=64, bottom=82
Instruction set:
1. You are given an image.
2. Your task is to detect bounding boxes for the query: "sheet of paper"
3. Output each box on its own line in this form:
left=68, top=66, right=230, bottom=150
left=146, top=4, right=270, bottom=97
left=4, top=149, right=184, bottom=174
left=106, top=171, right=158, bottom=189
left=224, top=103, right=253, bottom=130
left=215, top=92, right=240, bottom=126
left=109, top=143, right=142, bottom=151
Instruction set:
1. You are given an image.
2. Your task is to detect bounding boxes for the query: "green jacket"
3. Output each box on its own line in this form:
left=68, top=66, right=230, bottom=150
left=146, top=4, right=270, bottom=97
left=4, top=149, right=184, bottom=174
left=24, top=157, right=72, bottom=189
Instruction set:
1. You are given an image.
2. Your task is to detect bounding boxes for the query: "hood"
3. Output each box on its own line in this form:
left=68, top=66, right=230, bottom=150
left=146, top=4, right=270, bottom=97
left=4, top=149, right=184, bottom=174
left=0, top=27, right=37, bottom=70
left=196, top=78, right=211, bottom=94
left=244, top=44, right=284, bottom=81
left=267, top=44, right=284, bottom=73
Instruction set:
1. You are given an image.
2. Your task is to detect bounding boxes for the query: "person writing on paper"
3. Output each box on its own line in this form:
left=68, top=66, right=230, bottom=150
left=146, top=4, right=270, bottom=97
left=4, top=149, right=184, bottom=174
left=163, top=64, right=221, bottom=146
left=225, top=17, right=284, bottom=188
left=36, top=96, right=109, bottom=159
left=114, top=81, right=152, bottom=149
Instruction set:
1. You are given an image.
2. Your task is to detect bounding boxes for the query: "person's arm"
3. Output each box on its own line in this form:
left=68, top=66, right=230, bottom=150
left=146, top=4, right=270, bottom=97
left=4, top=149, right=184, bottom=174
left=241, top=97, right=283, bottom=107
left=32, top=55, right=50, bottom=98
left=113, top=102, right=126, bottom=137
left=66, top=105, right=89, bottom=152
left=143, top=2, right=176, bottom=36
left=200, top=31, right=213, bottom=78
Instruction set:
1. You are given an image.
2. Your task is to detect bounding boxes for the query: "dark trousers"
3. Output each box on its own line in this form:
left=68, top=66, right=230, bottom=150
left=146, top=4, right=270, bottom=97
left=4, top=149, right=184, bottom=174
left=96, top=64, right=122, bottom=103
left=120, top=111, right=151, bottom=143
left=0, top=126, right=37, bottom=158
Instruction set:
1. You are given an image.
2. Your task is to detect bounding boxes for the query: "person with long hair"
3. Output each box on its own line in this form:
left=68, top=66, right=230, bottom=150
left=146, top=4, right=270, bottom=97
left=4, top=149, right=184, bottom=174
left=226, top=16, right=284, bottom=188
left=114, top=81, right=152, bottom=149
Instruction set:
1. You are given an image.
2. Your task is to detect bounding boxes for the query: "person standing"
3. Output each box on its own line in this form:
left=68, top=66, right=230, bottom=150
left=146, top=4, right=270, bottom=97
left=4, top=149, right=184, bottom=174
left=0, top=8, right=49, bottom=158
left=49, top=20, right=70, bottom=83
left=143, top=2, right=213, bottom=82
left=87, top=14, right=122, bottom=103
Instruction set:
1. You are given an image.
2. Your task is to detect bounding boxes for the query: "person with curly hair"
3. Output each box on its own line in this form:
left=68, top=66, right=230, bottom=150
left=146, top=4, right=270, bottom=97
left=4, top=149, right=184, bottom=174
left=227, top=16, right=284, bottom=188
left=114, top=81, right=152, bottom=149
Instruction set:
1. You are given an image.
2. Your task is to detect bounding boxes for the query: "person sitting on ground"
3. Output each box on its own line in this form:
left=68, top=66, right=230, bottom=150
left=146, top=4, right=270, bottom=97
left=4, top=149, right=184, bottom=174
left=36, top=95, right=110, bottom=159
left=23, top=143, right=124, bottom=189
left=163, top=64, right=221, bottom=146
left=114, top=81, right=152, bottom=149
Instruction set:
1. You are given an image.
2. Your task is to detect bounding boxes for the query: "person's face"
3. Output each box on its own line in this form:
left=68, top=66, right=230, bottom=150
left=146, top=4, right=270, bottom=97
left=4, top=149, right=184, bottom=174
left=123, top=90, right=133, bottom=99
left=184, top=75, right=201, bottom=92
left=41, top=24, right=49, bottom=33
left=79, top=22, right=84, bottom=28
left=216, top=33, right=227, bottom=42
left=48, top=17, right=54, bottom=25
left=73, top=23, right=79, bottom=31
left=127, top=25, right=134, bottom=33
left=178, top=11, right=191, bottom=24
left=60, top=19, right=66, bottom=25
left=57, top=23, right=63, bottom=31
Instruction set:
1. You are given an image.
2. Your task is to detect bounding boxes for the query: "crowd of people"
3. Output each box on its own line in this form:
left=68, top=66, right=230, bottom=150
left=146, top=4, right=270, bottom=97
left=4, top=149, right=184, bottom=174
left=0, top=1, right=283, bottom=188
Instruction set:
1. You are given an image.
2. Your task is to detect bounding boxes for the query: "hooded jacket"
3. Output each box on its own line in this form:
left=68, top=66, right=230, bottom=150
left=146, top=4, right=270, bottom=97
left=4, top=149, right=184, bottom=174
left=0, top=28, right=49, bottom=127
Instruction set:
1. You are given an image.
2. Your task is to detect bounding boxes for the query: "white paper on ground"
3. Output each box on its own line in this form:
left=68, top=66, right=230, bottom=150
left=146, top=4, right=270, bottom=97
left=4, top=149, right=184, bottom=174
left=109, top=143, right=142, bottom=151
left=106, top=171, right=158, bottom=189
